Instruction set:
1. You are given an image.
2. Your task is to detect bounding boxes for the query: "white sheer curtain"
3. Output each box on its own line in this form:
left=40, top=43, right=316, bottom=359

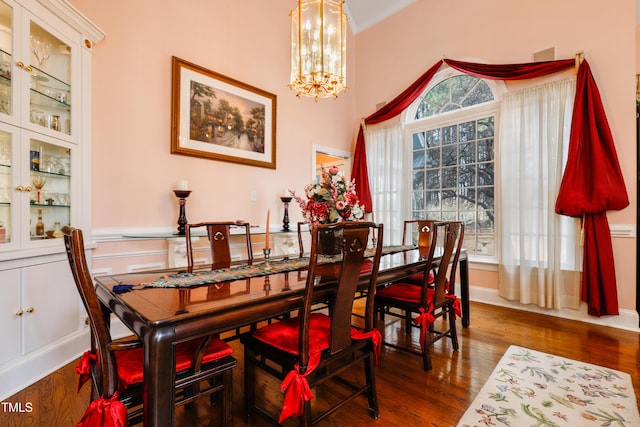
left=498, top=77, right=581, bottom=310
left=364, top=120, right=409, bottom=246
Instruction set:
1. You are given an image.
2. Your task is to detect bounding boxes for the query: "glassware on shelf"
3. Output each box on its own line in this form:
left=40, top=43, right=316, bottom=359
left=35, top=208, right=44, bottom=236
left=30, top=36, right=51, bottom=70
left=32, top=176, right=45, bottom=203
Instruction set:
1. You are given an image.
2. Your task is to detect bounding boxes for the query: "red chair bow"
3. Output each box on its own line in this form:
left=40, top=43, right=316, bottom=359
left=75, top=351, right=97, bottom=393
left=76, top=391, right=127, bottom=427
left=351, top=328, right=382, bottom=366
left=414, top=305, right=435, bottom=352
left=279, top=351, right=321, bottom=423
left=446, top=294, right=462, bottom=318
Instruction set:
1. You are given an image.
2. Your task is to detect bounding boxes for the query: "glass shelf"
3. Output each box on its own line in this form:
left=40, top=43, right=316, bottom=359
left=30, top=202, right=70, bottom=208
left=31, top=169, right=70, bottom=179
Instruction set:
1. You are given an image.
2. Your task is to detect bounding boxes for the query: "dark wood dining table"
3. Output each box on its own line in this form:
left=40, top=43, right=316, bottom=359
left=93, top=247, right=469, bottom=427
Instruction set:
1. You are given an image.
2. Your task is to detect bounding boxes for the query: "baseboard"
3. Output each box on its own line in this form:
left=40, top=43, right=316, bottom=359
left=469, top=285, right=639, bottom=332
left=0, top=328, right=90, bottom=402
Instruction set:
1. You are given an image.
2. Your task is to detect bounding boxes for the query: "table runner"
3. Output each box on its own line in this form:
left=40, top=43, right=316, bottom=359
left=457, top=345, right=639, bottom=427
left=118, top=245, right=414, bottom=290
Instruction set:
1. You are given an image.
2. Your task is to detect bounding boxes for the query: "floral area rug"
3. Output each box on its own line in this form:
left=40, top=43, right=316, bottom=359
left=457, top=345, right=639, bottom=427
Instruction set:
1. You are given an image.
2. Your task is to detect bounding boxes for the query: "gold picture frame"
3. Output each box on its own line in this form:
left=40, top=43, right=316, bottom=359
left=171, top=56, right=277, bottom=169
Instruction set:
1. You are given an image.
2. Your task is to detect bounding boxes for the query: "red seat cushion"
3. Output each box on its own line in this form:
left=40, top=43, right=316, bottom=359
left=377, top=282, right=435, bottom=304
left=360, top=259, right=374, bottom=274
left=114, top=337, right=233, bottom=388
left=251, top=313, right=356, bottom=356
left=403, top=271, right=435, bottom=285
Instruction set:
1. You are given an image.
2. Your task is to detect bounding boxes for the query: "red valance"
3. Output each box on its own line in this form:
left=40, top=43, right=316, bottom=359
left=352, top=58, right=628, bottom=316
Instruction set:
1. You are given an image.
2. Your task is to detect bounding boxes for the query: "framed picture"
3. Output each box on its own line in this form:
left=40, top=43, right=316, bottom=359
left=171, top=56, right=277, bottom=169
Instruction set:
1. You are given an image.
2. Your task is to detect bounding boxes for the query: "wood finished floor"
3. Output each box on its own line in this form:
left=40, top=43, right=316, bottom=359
left=1, top=301, right=639, bottom=426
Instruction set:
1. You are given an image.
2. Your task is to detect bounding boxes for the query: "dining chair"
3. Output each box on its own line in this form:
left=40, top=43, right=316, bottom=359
left=375, top=221, right=464, bottom=371
left=185, top=221, right=253, bottom=272
left=64, top=228, right=236, bottom=426
left=241, top=222, right=384, bottom=426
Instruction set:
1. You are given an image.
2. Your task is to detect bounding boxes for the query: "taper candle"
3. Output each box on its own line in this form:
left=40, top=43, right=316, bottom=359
left=265, top=209, right=270, bottom=249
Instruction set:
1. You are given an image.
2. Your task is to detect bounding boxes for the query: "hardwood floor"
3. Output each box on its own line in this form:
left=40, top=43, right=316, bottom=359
left=2, top=301, right=638, bottom=426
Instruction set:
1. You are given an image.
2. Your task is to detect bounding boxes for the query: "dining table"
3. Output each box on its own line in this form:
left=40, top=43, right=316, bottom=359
left=93, top=246, right=469, bottom=427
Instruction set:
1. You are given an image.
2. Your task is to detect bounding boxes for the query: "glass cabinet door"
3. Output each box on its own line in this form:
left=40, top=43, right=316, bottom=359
left=0, top=128, right=10, bottom=244
left=28, top=21, right=71, bottom=136
left=28, top=136, right=70, bottom=241
left=0, top=0, right=12, bottom=118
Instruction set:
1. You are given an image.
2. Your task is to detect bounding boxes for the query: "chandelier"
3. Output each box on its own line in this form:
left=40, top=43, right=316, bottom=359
left=289, top=0, right=348, bottom=100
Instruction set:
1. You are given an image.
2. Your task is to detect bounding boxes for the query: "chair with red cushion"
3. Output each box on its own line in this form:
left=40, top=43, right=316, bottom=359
left=378, top=220, right=437, bottom=332
left=375, top=221, right=464, bottom=371
left=185, top=221, right=253, bottom=272
left=241, top=222, right=384, bottom=426
left=64, top=228, right=236, bottom=426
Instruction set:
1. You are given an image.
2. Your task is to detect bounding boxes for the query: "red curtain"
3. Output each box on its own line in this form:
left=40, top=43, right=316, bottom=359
left=352, top=58, right=628, bottom=316
left=555, top=61, right=629, bottom=315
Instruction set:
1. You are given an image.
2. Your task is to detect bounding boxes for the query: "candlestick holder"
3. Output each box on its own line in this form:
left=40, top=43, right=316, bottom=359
left=173, top=189, right=192, bottom=235
left=263, top=275, right=271, bottom=295
left=263, top=247, right=272, bottom=269
left=280, top=196, right=292, bottom=231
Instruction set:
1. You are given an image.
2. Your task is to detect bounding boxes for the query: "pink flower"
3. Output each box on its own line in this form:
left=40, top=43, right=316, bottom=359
left=291, top=165, right=364, bottom=225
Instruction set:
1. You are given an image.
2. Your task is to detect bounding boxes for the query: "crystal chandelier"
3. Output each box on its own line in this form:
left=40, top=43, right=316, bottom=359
left=289, top=0, right=348, bottom=101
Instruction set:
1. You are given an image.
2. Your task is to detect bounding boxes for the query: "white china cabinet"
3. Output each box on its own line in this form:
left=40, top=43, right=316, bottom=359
left=0, top=0, right=104, bottom=400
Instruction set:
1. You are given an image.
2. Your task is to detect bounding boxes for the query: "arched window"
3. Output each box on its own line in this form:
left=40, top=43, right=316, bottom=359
left=405, top=71, right=500, bottom=258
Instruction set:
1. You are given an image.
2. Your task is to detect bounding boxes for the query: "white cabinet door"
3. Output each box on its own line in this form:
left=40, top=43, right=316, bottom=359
left=21, top=259, right=78, bottom=354
left=0, top=268, right=20, bottom=365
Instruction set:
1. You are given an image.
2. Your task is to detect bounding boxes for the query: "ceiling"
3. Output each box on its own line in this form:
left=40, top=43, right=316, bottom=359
left=346, top=1, right=640, bottom=31
left=344, top=0, right=415, bottom=34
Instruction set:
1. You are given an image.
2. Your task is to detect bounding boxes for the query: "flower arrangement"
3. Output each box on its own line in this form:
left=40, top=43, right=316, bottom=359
left=291, top=165, right=365, bottom=224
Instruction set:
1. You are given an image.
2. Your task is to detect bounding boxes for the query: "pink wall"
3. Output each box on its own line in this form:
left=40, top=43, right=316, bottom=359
left=68, top=0, right=357, bottom=229
left=67, top=0, right=637, bottom=320
left=353, top=0, right=637, bottom=313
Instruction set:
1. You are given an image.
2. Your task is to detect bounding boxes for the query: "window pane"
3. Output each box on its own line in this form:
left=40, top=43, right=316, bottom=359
left=412, top=191, right=424, bottom=210
left=459, top=165, right=476, bottom=187
left=426, top=129, right=440, bottom=147
left=478, top=188, right=494, bottom=211
left=459, top=188, right=476, bottom=210
left=412, top=132, right=425, bottom=149
left=462, top=81, right=494, bottom=107
left=451, top=75, right=478, bottom=104
left=425, top=169, right=440, bottom=188
left=478, top=138, right=494, bottom=162
left=442, top=167, right=457, bottom=189
left=425, top=148, right=440, bottom=168
left=442, top=145, right=456, bottom=166
left=478, top=163, right=493, bottom=186
left=425, top=80, right=449, bottom=107
left=412, top=150, right=425, bottom=169
left=412, top=170, right=424, bottom=191
left=459, top=121, right=476, bottom=141
left=477, top=117, right=494, bottom=138
left=425, top=191, right=440, bottom=211
left=459, top=142, right=475, bottom=165
left=442, top=125, right=457, bottom=144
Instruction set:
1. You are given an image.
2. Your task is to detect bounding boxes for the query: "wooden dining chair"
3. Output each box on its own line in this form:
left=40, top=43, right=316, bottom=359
left=185, top=221, right=253, bottom=272
left=241, top=222, right=384, bottom=426
left=375, top=221, right=464, bottom=371
left=64, top=228, right=236, bottom=426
